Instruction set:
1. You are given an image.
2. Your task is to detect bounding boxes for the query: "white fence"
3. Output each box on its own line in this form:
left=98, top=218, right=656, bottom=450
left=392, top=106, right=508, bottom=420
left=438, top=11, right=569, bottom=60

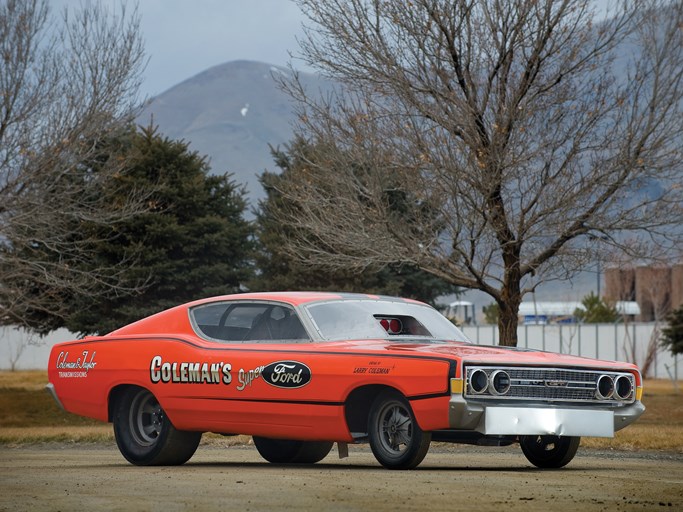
left=461, top=323, right=680, bottom=380
left=1, top=323, right=680, bottom=380
left=0, top=327, right=76, bottom=371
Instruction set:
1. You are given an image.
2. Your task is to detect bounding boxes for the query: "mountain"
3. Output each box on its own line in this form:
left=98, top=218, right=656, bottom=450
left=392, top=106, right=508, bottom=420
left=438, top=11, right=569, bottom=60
left=138, top=60, right=331, bottom=209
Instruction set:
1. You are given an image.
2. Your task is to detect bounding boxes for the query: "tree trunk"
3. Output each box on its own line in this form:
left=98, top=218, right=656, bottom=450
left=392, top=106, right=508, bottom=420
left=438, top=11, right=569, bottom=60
left=497, top=274, right=522, bottom=346
left=498, top=300, right=520, bottom=347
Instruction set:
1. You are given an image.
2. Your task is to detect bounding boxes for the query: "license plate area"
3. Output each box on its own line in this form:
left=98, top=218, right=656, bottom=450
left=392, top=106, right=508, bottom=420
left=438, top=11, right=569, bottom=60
left=484, top=407, right=614, bottom=437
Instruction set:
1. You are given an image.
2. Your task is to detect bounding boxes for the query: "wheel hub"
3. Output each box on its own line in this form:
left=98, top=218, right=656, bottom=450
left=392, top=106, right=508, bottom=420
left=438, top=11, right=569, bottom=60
left=152, top=410, right=163, bottom=428
left=380, top=404, right=411, bottom=452
left=129, top=390, right=164, bottom=446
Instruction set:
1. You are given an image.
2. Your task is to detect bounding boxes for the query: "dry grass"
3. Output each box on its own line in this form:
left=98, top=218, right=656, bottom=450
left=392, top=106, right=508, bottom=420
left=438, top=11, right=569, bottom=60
left=581, top=378, right=683, bottom=453
left=1, top=371, right=680, bottom=452
left=0, top=371, right=102, bottom=430
left=0, top=426, right=113, bottom=445
left=0, top=370, right=50, bottom=391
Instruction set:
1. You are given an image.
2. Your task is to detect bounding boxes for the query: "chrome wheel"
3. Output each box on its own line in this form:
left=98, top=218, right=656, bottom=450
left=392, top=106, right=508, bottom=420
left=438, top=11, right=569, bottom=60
left=377, top=401, right=413, bottom=455
left=128, top=389, right=164, bottom=446
left=368, top=391, right=431, bottom=469
left=113, top=386, right=201, bottom=466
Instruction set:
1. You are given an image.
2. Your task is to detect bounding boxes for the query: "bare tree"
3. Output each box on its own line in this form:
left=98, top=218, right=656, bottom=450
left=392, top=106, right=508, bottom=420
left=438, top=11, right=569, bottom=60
left=637, top=265, right=671, bottom=376
left=274, top=0, right=683, bottom=345
left=0, top=0, right=149, bottom=331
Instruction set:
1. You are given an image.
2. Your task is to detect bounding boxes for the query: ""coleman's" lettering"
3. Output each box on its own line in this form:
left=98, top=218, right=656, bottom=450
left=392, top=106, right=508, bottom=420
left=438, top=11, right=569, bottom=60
left=149, top=356, right=232, bottom=385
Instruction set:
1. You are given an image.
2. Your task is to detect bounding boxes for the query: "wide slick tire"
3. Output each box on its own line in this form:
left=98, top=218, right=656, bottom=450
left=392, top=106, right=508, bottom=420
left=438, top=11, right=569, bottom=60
left=113, top=387, right=201, bottom=466
left=252, top=436, right=333, bottom=464
left=368, top=391, right=431, bottom=469
left=520, top=435, right=580, bottom=468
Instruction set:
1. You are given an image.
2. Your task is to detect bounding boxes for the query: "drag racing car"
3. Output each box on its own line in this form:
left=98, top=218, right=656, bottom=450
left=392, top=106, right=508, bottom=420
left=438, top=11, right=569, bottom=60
left=47, top=292, right=644, bottom=469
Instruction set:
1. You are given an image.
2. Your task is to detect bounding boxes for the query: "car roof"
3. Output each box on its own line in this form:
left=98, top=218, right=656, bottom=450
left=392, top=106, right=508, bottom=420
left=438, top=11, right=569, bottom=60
left=184, top=291, right=424, bottom=308
left=107, top=292, right=426, bottom=337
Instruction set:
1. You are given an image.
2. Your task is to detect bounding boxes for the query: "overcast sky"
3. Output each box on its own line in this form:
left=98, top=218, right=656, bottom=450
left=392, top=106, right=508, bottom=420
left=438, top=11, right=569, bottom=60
left=50, top=1, right=617, bottom=100
left=54, top=0, right=308, bottom=98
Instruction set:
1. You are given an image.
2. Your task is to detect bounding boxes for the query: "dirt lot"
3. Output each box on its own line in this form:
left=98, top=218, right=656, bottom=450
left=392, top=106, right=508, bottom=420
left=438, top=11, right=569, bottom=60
left=1, top=442, right=681, bottom=512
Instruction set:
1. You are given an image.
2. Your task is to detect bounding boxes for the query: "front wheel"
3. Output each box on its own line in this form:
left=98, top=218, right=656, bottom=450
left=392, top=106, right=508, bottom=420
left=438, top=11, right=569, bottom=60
left=113, top=387, right=201, bottom=466
left=368, top=391, right=431, bottom=469
left=519, top=435, right=580, bottom=468
left=252, top=437, right=333, bottom=464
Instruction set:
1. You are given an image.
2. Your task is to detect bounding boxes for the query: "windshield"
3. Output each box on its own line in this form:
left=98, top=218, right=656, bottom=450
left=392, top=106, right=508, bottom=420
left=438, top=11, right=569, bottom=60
left=303, top=299, right=470, bottom=342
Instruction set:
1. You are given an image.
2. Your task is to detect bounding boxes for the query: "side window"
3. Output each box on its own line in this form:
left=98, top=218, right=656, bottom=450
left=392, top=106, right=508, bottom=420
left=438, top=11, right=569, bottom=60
left=191, top=303, right=235, bottom=338
left=191, top=303, right=310, bottom=343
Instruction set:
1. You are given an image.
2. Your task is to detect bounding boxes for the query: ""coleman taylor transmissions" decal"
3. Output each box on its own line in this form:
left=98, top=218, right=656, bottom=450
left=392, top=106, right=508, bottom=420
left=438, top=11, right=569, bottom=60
left=56, top=350, right=97, bottom=378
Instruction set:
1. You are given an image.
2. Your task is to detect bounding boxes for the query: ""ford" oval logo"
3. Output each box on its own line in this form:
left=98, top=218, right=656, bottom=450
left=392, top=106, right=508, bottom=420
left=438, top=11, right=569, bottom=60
left=262, top=361, right=311, bottom=389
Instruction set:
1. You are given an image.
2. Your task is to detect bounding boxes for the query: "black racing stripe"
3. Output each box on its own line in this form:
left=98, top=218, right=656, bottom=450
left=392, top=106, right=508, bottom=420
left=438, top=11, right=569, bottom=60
left=196, top=396, right=346, bottom=407
left=63, top=335, right=458, bottom=370
left=408, top=392, right=451, bottom=401
left=184, top=391, right=448, bottom=407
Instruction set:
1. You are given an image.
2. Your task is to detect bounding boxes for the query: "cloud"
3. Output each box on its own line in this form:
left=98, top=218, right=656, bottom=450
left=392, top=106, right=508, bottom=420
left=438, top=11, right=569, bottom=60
left=140, top=0, right=306, bottom=96
left=51, top=0, right=306, bottom=97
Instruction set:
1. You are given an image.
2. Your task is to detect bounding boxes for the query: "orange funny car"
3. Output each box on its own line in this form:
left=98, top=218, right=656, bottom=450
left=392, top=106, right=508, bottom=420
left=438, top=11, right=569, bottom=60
left=47, top=292, right=644, bottom=469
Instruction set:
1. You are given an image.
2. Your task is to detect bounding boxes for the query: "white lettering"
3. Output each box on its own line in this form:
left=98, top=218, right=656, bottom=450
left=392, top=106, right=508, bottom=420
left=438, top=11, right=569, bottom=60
left=150, top=356, right=162, bottom=383
left=188, top=362, right=200, bottom=382
left=149, top=357, right=233, bottom=385
left=222, top=363, right=232, bottom=385
left=56, top=350, right=97, bottom=376
left=270, top=363, right=302, bottom=384
left=237, top=365, right=264, bottom=391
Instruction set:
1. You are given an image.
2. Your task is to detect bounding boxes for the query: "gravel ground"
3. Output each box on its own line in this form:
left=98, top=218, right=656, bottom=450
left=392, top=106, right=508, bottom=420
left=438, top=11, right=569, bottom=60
left=1, top=442, right=681, bottom=511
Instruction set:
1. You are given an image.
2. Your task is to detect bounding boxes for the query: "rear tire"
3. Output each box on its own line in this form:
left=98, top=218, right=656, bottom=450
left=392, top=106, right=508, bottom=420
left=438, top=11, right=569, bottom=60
left=252, top=436, right=333, bottom=464
left=520, top=435, right=580, bottom=468
left=113, top=387, right=201, bottom=466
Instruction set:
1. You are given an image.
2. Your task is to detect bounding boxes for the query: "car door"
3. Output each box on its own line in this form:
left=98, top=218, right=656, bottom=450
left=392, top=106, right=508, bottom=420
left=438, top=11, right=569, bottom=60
left=179, top=300, right=323, bottom=437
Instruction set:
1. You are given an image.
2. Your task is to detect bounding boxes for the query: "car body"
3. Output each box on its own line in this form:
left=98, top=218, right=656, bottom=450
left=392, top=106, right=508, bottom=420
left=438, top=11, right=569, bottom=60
left=46, top=292, right=645, bottom=469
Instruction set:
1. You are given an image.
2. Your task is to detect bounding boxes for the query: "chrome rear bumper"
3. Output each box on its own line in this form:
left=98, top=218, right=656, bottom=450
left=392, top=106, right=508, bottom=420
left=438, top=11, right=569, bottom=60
left=45, top=382, right=65, bottom=411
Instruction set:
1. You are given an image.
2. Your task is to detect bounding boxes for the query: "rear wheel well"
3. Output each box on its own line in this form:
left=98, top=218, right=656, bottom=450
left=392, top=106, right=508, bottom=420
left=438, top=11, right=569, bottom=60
left=344, top=385, right=401, bottom=437
left=108, top=384, right=139, bottom=423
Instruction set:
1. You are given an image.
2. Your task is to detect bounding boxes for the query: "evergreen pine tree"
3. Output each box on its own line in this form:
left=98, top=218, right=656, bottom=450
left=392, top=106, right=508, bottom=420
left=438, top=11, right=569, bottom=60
left=59, top=126, right=252, bottom=334
left=574, top=293, right=620, bottom=324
